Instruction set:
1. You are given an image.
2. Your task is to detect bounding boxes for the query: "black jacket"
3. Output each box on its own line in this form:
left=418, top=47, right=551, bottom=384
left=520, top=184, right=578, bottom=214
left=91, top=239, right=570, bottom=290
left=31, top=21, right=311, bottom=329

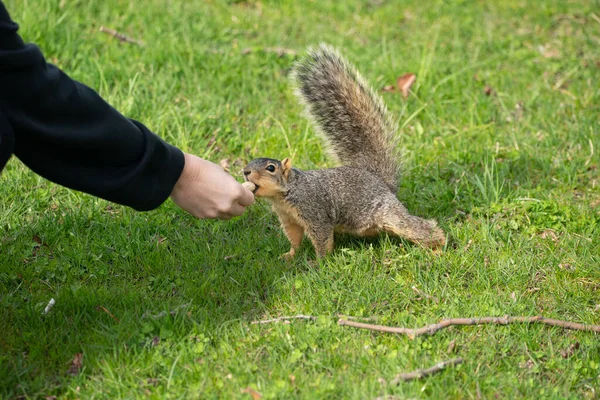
left=0, top=2, right=184, bottom=211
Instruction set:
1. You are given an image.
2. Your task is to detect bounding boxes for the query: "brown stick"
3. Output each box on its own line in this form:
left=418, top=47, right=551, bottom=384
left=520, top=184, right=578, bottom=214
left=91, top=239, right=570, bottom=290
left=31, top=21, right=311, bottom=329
left=391, top=358, right=463, bottom=384
left=338, top=316, right=600, bottom=338
left=251, top=315, right=316, bottom=324
left=96, top=305, right=119, bottom=323
left=337, top=314, right=379, bottom=322
left=99, top=26, right=144, bottom=46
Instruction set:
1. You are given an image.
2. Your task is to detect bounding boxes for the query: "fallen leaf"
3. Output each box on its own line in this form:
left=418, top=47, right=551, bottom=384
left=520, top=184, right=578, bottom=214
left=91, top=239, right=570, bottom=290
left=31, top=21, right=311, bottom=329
left=66, top=353, right=83, bottom=376
left=241, top=387, right=263, bottom=400
left=224, top=255, right=236, bottom=261
left=151, top=336, right=161, bottom=346
left=397, top=73, right=416, bottom=99
left=220, top=159, right=230, bottom=172
left=540, top=229, right=559, bottom=242
left=484, top=86, right=494, bottom=96
left=381, top=84, right=395, bottom=92
left=33, top=235, right=42, bottom=245
left=560, top=342, right=580, bottom=358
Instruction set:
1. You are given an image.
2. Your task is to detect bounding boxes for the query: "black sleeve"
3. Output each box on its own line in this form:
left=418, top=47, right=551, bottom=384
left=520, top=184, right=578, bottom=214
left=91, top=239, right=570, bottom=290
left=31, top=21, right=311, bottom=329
left=0, top=2, right=185, bottom=211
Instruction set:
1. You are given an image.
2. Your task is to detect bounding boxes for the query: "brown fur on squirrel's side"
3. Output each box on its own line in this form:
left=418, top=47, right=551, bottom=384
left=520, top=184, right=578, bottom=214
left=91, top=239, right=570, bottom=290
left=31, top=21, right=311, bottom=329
left=243, top=45, right=445, bottom=259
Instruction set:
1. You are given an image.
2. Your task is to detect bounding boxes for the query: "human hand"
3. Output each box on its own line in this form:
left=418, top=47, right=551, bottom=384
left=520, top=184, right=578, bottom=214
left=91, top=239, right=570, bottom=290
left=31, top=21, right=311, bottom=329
left=170, top=153, right=254, bottom=219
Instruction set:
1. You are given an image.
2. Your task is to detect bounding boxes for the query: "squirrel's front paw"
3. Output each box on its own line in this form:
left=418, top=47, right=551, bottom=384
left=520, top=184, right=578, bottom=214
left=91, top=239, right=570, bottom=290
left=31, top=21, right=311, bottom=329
left=280, top=249, right=296, bottom=261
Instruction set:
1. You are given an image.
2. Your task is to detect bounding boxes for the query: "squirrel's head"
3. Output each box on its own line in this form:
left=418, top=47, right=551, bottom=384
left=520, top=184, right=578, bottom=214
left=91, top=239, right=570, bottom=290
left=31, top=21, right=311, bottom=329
left=242, top=157, right=293, bottom=198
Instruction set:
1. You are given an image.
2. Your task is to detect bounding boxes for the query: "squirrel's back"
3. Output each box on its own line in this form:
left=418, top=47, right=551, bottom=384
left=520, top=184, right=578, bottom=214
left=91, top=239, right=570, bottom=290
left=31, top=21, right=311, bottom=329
left=291, top=44, right=400, bottom=193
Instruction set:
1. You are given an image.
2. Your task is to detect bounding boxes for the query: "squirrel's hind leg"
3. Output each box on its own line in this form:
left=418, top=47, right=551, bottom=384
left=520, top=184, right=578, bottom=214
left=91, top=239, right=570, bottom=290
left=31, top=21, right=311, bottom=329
left=379, top=203, right=446, bottom=250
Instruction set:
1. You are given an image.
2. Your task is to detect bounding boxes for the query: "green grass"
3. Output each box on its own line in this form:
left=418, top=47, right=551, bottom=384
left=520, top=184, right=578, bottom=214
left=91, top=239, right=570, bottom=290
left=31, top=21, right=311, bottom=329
left=1, top=0, right=599, bottom=398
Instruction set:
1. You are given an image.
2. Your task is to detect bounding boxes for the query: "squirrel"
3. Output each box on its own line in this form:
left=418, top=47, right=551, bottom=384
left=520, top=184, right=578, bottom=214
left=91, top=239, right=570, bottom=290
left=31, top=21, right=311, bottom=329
left=242, top=44, right=445, bottom=259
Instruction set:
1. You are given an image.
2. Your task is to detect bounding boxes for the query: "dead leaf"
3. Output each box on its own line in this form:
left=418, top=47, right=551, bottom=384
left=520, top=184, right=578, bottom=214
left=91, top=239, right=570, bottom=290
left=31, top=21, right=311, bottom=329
left=241, top=387, right=262, bottom=400
left=484, top=86, right=494, bottom=96
left=560, top=342, right=580, bottom=358
left=224, top=255, right=236, bottom=261
left=66, top=353, right=83, bottom=376
left=381, top=84, right=395, bottom=92
left=151, top=336, right=160, bottom=346
left=45, top=396, right=57, bottom=400
left=32, top=235, right=42, bottom=245
left=540, top=229, right=559, bottom=242
left=220, top=159, right=230, bottom=172
left=397, top=73, right=416, bottom=99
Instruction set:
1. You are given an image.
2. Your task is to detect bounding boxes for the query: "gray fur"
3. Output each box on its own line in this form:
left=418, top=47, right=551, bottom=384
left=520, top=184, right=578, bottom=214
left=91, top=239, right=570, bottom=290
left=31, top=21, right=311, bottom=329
left=291, top=44, right=401, bottom=193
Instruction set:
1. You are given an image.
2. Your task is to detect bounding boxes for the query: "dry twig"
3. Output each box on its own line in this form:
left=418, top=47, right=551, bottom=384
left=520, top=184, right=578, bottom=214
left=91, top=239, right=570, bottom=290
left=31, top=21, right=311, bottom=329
left=251, top=315, right=316, bottom=324
left=337, top=314, right=379, bottom=322
left=99, top=26, right=144, bottom=46
left=338, top=315, right=600, bottom=338
left=96, top=305, right=119, bottom=323
left=391, top=358, right=463, bottom=384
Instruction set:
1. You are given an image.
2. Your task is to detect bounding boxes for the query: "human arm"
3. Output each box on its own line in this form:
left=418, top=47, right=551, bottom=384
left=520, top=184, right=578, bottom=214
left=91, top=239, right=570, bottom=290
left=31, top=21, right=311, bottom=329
left=0, top=2, right=253, bottom=217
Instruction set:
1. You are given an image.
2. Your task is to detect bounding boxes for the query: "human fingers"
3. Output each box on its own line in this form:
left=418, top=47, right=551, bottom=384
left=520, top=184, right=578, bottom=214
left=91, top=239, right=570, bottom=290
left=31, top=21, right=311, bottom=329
left=238, top=186, right=255, bottom=207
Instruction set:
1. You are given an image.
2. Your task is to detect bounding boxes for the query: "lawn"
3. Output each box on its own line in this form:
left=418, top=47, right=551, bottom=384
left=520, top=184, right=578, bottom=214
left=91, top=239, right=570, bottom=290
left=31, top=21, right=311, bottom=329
left=1, top=0, right=599, bottom=398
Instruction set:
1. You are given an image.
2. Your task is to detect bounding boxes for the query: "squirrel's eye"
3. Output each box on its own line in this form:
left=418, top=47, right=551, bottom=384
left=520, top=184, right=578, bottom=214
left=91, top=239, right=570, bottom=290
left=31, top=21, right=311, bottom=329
left=266, top=165, right=276, bottom=172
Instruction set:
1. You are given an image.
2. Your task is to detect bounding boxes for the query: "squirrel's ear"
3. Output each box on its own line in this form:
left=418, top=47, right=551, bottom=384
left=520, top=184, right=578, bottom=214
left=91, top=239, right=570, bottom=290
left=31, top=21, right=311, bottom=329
left=282, top=158, right=292, bottom=178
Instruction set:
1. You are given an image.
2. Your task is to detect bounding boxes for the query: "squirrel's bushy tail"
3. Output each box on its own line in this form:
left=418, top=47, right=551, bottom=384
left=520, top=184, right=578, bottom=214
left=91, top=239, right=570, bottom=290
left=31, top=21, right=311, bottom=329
left=292, top=44, right=400, bottom=192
